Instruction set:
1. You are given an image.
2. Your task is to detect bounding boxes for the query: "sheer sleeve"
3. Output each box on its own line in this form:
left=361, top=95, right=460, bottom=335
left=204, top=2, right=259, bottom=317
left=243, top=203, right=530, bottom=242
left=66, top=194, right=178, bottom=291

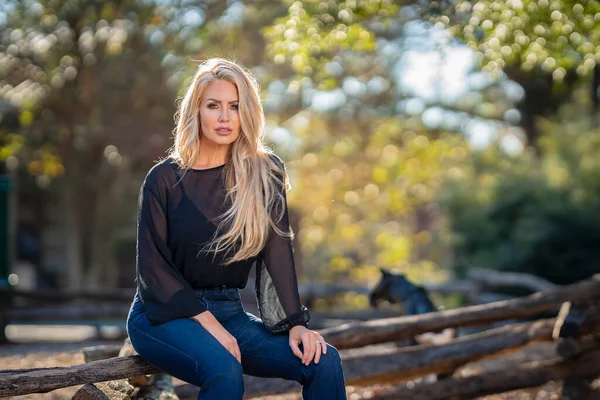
left=255, top=156, right=310, bottom=332
left=136, top=169, right=207, bottom=325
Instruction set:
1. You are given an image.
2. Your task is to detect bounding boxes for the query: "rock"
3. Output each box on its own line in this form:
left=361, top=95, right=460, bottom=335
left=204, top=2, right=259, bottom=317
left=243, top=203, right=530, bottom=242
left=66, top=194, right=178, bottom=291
left=118, top=338, right=137, bottom=357
left=82, top=345, right=122, bottom=363
left=73, top=382, right=133, bottom=400
left=102, top=380, right=136, bottom=395
left=134, top=373, right=178, bottom=400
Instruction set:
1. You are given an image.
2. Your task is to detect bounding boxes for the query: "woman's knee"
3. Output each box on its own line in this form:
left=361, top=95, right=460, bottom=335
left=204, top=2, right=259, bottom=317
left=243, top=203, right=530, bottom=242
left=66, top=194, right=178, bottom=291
left=203, top=360, right=244, bottom=394
left=209, top=358, right=244, bottom=379
left=127, top=318, right=243, bottom=390
left=308, top=344, right=343, bottom=377
left=319, top=344, right=342, bottom=368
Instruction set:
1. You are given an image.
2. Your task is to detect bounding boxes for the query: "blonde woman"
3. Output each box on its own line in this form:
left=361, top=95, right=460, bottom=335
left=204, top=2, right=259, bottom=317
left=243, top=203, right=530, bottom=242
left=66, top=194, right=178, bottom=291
left=126, top=58, right=347, bottom=399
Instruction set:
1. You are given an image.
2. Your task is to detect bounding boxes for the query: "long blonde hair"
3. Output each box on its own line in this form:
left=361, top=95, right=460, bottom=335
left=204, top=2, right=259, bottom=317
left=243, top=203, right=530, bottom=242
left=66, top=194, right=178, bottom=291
left=169, top=58, right=292, bottom=264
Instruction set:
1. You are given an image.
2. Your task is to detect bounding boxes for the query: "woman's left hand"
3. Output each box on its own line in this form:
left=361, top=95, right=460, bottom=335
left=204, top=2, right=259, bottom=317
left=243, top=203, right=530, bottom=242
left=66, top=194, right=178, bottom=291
left=289, top=326, right=327, bottom=366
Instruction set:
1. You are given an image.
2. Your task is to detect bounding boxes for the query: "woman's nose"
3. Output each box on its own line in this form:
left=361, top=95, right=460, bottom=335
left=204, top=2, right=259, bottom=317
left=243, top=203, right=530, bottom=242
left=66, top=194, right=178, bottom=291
left=219, top=109, right=229, bottom=122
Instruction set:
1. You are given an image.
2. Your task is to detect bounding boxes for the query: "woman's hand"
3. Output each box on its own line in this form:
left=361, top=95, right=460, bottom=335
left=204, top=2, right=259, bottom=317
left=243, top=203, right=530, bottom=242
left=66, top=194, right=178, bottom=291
left=193, top=311, right=241, bottom=363
left=289, top=325, right=327, bottom=366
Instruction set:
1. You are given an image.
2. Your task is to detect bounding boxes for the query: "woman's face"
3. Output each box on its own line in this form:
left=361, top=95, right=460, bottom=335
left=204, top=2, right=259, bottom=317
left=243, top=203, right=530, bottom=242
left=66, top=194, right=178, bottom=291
left=199, top=79, right=241, bottom=147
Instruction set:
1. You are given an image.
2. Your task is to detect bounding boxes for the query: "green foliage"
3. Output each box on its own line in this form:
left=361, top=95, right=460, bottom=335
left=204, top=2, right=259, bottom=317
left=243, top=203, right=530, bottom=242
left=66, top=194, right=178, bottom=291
left=438, top=0, right=600, bottom=79
left=263, top=0, right=395, bottom=86
left=0, top=0, right=235, bottom=286
left=5, top=0, right=598, bottom=294
left=429, top=0, right=600, bottom=146
left=285, top=115, right=469, bottom=290
left=0, top=0, right=232, bottom=179
left=441, top=92, right=600, bottom=284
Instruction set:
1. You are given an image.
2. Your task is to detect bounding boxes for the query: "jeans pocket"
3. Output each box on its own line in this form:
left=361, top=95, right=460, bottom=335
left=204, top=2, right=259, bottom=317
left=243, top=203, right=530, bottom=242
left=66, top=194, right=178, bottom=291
left=226, top=290, right=241, bottom=301
left=193, top=294, right=209, bottom=310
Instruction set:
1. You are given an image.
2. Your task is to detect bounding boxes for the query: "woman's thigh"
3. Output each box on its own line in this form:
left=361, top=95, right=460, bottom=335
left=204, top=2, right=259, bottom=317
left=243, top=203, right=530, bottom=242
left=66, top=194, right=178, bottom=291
left=127, top=299, right=242, bottom=386
left=225, top=312, right=338, bottom=384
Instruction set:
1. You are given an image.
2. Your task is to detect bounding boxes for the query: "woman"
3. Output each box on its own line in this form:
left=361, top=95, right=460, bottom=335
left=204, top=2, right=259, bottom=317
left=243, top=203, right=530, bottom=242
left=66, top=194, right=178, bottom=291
left=126, top=58, right=347, bottom=399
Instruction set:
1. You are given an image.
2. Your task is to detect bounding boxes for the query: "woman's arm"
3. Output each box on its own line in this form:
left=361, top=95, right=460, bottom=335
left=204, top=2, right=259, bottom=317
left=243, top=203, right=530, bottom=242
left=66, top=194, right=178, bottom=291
left=259, top=156, right=309, bottom=328
left=136, top=168, right=207, bottom=324
left=260, top=155, right=326, bottom=365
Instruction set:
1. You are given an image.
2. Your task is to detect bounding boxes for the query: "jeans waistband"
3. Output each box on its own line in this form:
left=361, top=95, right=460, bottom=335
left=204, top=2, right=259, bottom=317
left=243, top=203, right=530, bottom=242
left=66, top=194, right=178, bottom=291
left=194, top=286, right=240, bottom=300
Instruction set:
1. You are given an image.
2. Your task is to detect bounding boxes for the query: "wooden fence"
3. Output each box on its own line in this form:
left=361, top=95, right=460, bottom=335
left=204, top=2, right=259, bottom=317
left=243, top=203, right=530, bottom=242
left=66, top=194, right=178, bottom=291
left=1, top=273, right=599, bottom=399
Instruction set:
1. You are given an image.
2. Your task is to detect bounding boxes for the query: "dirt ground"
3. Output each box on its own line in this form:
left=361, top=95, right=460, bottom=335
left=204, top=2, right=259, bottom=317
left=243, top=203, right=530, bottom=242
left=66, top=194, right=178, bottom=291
left=0, top=339, right=597, bottom=400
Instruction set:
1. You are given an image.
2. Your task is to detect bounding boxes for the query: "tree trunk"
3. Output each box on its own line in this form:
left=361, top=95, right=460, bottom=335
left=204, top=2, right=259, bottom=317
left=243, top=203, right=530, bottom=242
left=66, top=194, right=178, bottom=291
left=65, top=180, right=83, bottom=289
left=591, top=64, right=600, bottom=128
left=86, top=163, right=133, bottom=289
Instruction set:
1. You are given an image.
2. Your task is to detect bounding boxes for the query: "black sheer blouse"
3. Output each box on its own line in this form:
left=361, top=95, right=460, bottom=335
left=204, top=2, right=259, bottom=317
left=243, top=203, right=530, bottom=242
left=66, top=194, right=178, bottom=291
left=135, top=155, right=309, bottom=331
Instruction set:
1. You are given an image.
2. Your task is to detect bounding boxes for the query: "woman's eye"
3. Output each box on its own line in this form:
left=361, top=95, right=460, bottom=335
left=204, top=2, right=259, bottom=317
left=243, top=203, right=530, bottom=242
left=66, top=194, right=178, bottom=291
left=231, top=104, right=239, bottom=110
left=208, top=103, right=218, bottom=109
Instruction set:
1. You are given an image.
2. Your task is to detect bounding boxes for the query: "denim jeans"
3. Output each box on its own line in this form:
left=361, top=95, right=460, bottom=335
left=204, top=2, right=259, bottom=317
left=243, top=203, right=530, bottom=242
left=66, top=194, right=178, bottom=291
left=126, top=287, right=347, bottom=399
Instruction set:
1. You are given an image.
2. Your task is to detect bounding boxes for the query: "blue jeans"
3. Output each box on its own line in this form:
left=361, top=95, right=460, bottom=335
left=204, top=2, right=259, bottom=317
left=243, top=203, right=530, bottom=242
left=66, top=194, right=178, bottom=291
left=126, top=287, right=347, bottom=399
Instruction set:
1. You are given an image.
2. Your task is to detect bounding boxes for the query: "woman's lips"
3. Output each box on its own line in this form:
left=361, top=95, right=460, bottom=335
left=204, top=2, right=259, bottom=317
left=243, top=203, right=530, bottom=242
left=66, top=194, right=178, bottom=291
left=215, top=128, right=232, bottom=136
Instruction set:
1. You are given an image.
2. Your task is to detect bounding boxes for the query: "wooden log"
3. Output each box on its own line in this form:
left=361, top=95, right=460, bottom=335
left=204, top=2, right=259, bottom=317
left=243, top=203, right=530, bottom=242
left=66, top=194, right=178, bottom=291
left=371, top=348, right=600, bottom=400
left=312, top=309, right=405, bottom=321
left=301, top=281, right=478, bottom=298
left=555, top=333, right=600, bottom=360
left=4, top=304, right=131, bottom=321
left=5, top=318, right=598, bottom=398
left=0, top=356, right=299, bottom=398
left=468, top=268, right=558, bottom=292
left=422, top=280, right=476, bottom=295
left=72, top=384, right=129, bottom=400
left=72, top=380, right=135, bottom=400
left=562, top=375, right=595, bottom=400
left=0, top=268, right=551, bottom=310
left=117, top=337, right=159, bottom=388
left=2, top=275, right=598, bottom=397
left=323, top=273, right=600, bottom=350
left=81, top=339, right=178, bottom=400
left=342, top=318, right=561, bottom=386
left=0, top=287, right=135, bottom=303
left=82, top=340, right=156, bottom=388
left=0, top=279, right=473, bottom=307
left=0, top=355, right=160, bottom=396
left=5, top=304, right=406, bottom=325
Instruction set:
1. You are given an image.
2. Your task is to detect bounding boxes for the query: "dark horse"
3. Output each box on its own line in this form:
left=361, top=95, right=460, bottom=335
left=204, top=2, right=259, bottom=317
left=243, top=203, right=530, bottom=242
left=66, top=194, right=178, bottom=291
left=369, top=268, right=438, bottom=315
left=369, top=268, right=455, bottom=380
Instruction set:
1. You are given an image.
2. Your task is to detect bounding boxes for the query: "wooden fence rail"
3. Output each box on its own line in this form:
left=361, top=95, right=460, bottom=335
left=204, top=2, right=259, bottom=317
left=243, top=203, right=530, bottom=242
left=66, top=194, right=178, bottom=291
left=1, top=273, right=599, bottom=399
left=0, top=318, right=585, bottom=397
left=1, top=274, right=600, bottom=398
left=372, top=347, right=600, bottom=400
left=325, top=273, right=600, bottom=349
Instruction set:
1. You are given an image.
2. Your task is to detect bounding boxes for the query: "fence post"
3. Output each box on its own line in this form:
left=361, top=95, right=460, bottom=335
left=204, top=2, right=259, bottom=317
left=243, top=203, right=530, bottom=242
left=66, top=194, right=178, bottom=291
left=0, top=174, right=13, bottom=343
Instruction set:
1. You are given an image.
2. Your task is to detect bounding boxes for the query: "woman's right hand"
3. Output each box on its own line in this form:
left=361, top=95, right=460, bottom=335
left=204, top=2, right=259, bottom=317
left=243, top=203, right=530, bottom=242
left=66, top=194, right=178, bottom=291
left=193, top=311, right=241, bottom=363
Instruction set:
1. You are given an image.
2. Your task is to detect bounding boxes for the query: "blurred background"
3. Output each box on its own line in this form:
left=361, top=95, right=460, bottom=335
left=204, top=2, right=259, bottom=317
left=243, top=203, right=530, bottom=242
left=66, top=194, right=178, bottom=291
left=1, top=0, right=600, bottom=342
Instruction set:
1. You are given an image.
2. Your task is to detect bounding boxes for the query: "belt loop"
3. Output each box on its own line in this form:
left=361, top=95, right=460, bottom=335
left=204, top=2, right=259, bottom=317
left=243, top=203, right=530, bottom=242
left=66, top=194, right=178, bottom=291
left=200, top=288, right=209, bottom=310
